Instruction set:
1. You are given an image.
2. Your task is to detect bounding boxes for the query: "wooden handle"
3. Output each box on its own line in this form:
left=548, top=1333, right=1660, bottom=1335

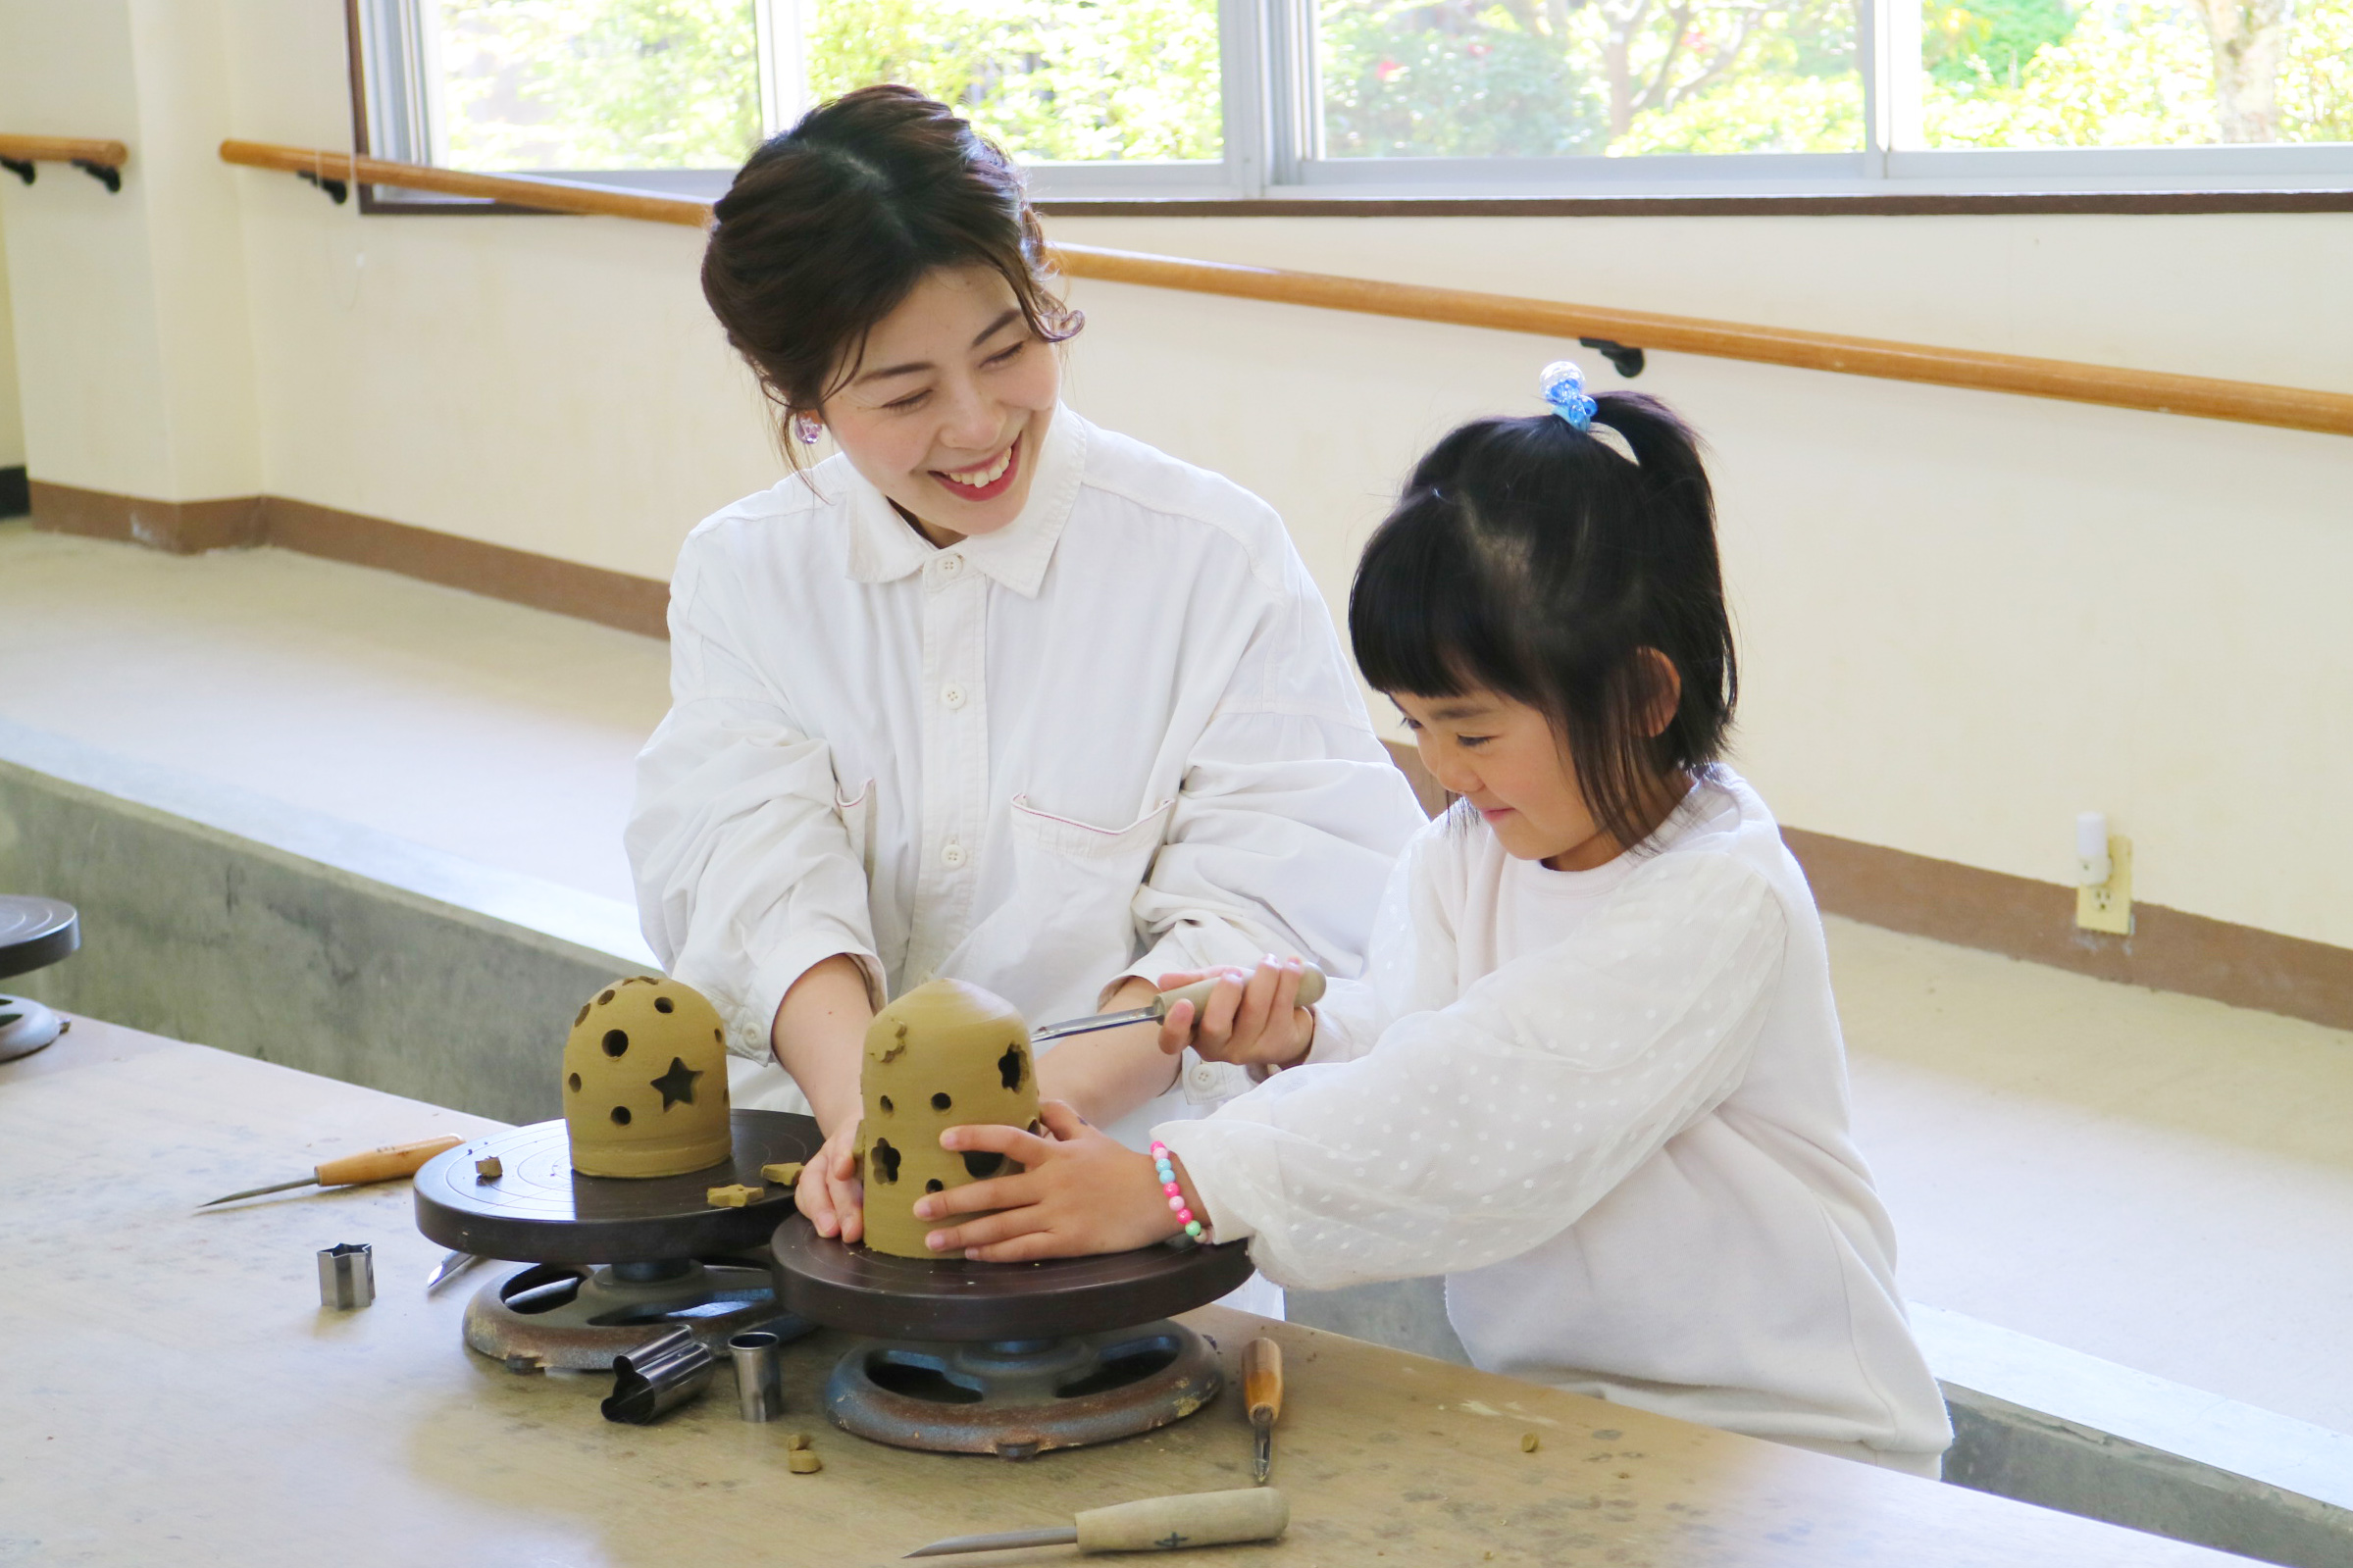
left=1158, top=965, right=1326, bottom=1019
left=312, top=1136, right=463, bottom=1188
left=1244, top=1338, right=1283, bottom=1425
left=1075, top=1489, right=1289, bottom=1553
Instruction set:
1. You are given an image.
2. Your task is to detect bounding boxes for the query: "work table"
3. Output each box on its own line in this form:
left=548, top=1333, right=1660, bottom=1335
left=1, top=1016, right=2234, bottom=1566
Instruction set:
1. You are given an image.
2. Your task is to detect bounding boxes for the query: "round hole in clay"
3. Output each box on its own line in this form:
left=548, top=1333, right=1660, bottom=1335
left=598, top=989, right=615, bottom=1005
left=574, top=1003, right=589, bottom=1027
left=961, top=1151, right=1005, bottom=1181
left=568, top=1072, right=582, bottom=1091
left=931, top=1091, right=951, bottom=1112
left=654, top=996, right=674, bottom=1014
left=602, top=1029, right=629, bottom=1057
left=924, top=1179, right=944, bottom=1193
left=610, top=1105, right=633, bottom=1126
left=878, top=1095, right=894, bottom=1114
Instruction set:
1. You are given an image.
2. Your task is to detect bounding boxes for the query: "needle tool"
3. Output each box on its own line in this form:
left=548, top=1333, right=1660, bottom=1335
left=200, top=1134, right=464, bottom=1207
left=1032, top=966, right=1327, bottom=1044
left=906, top=1490, right=1289, bottom=1557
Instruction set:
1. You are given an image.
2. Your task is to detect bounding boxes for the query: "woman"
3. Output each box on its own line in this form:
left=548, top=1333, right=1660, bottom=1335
left=626, top=85, right=1423, bottom=1250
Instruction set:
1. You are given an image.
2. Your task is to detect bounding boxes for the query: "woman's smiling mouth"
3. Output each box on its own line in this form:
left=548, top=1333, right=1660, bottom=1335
left=931, top=437, right=1021, bottom=501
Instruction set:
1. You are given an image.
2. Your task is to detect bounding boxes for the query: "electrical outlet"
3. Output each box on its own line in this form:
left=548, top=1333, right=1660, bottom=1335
left=2075, top=835, right=2133, bottom=936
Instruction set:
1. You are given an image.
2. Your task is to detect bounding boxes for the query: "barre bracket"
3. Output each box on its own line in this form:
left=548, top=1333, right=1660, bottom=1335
left=295, top=169, right=349, bottom=205
left=1, top=158, right=31, bottom=186
left=1579, top=337, right=1647, bottom=379
left=72, top=159, right=122, bottom=193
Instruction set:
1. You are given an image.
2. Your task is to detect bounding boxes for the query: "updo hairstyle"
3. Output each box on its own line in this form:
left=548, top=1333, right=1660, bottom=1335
left=700, top=84, right=1082, bottom=458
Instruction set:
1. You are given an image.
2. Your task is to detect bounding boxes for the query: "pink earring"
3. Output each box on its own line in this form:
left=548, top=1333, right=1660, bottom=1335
left=793, top=413, right=824, bottom=446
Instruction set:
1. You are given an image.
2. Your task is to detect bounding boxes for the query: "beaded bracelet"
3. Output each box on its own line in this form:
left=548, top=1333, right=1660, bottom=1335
left=1151, top=1140, right=1206, bottom=1244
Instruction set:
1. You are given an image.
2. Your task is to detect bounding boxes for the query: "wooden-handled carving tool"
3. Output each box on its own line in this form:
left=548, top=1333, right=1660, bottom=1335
left=1031, top=966, right=1327, bottom=1044
left=199, top=1135, right=464, bottom=1206
left=1245, top=1337, right=1284, bottom=1485
left=904, top=1489, right=1289, bottom=1557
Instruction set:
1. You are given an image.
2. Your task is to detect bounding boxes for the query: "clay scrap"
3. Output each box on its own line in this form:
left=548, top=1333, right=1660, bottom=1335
left=706, top=1184, right=764, bottom=1208
left=760, top=1161, right=806, bottom=1187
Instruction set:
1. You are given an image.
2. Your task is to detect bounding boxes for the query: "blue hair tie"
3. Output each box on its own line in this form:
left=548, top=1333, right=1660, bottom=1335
left=1539, top=360, right=1597, bottom=432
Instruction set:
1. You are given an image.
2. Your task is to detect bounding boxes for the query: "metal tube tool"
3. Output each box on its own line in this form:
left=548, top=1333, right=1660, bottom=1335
left=905, top=1489, right=1289, bottom=1557
left=1244, top=1337, right=1283, bottom=1484
left=202, top=1135, right=464, bottom=1206
left=1032, top=966, right=1327, bottom=1044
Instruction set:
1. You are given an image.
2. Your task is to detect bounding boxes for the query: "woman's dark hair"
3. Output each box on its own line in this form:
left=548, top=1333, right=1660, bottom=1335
left=1349, top=393, right=1736, bottom=854
left=700, top=84, right=1081, bottom=457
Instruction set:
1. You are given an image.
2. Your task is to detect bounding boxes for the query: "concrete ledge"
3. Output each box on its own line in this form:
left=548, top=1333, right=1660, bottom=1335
left=0, top=719, right=653, bottom=1124
left=1919, top=1305, right=2353, bottom=1568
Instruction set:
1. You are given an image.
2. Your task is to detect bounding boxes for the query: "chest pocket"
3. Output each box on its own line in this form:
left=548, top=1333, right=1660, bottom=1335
left=939, top=795, right=1175, bottom=1021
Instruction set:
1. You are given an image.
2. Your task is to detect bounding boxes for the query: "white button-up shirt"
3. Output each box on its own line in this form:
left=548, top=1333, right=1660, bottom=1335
left=628, top=407, right=1425, bottom=1138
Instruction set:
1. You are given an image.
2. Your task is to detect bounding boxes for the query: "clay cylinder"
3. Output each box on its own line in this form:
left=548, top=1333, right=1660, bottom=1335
left=563, top=976, right=733, bottom=1178
left=854, top=979, right=1040, bottom=1258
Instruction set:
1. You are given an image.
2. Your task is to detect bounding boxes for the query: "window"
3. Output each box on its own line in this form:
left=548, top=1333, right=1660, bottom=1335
left=354, top=0, right=2353, bottom=202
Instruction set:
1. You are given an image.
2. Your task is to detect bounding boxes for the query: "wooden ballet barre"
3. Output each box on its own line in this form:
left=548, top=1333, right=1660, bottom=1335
left=215, top=137, right=2353, bottom=440
left=0, top=134, right=128, bottom=192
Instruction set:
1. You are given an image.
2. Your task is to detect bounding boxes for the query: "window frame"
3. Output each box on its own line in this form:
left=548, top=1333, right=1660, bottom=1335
left=346, top=0, right=2353, bottom=215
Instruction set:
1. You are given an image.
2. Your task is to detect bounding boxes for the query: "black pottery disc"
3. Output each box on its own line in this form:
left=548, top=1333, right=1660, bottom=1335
left=415, top=1110, right=821, bottom=1263
left=0, top=897, right=78, bottom=983
left=772, top=1214, right=1254, bottom=1342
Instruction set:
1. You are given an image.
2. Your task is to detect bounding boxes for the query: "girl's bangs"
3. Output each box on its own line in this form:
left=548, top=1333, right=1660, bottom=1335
left=1350, top=499, right=1530, bottom=705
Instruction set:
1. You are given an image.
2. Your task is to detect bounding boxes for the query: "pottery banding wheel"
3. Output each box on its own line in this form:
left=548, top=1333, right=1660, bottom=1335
left=413, top=1110, right=823, bottom=1370
left=772, top=1214, right=1254, bottom=1458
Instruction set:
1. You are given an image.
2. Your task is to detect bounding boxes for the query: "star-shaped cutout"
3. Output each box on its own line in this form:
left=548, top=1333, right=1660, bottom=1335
left=649, top=1055, right=702, bottom=1110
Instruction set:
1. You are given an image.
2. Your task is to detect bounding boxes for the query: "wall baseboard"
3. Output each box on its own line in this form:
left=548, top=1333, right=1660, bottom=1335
left=32, top=480, right=2351, bottom=1035
left=28, top=479, right=667, bottom=638
left=1383, top=740, right=2353, bottom=1035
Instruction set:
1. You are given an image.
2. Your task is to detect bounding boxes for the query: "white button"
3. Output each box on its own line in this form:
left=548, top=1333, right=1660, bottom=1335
left=941, top=683, right=966, bottom=709
left=942, top=842, right=967, bottom=868
left=938, top=554, right=963, bottom=576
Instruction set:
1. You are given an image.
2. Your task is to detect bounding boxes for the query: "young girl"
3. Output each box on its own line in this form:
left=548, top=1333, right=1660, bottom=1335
left=626, top=86, right=1423, bottom=1252
left=912, top=366, right=1954, bottom=1477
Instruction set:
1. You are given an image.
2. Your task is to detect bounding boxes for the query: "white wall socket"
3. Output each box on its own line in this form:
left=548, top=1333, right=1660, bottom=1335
left=2076, top=835, right=2134, bottom=936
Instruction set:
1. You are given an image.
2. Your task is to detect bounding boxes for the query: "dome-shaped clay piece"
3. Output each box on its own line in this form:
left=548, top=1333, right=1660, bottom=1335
left=854, top=979, right=1041, bottom=1258
left=563, top=976, right=733, bottom=1178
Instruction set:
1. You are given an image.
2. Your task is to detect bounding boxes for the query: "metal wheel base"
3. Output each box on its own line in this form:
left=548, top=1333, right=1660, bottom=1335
left=463, top=1257, right=812, bottom=1372
left=0, top=995, right=63, bottom=1063
left=823, top=1319, right=1222, bottom=1459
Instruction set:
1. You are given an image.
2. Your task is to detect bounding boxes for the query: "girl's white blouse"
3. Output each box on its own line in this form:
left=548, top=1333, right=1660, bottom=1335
left=627, top=408, right=1425, bottom=1137
left=1156, top=772, right=1953, bottom=1461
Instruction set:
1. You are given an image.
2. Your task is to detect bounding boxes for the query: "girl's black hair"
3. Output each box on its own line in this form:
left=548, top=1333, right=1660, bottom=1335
left=1349, top=392, right=1736, bottom=854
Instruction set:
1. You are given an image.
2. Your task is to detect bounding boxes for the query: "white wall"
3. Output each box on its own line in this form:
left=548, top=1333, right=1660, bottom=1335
left=2, top=0, right=2349, bottom=952
left=0, top=205, right=24, bottom=471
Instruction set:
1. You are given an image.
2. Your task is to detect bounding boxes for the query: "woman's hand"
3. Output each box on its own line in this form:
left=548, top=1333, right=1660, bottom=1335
left=912, top=1100, right=1185, bottom=1261
left=1154, top=958, right=1316, bottom=1072
left=794, top=1117, right=866, bottom=1244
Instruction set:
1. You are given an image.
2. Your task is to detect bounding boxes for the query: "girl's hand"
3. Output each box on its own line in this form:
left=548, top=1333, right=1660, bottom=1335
left=912, top=1101, right=1182, bottom=1261
left=794, top=1117, right=866, bottom=1245
left=1154, top=959, right=1315, bottom=1072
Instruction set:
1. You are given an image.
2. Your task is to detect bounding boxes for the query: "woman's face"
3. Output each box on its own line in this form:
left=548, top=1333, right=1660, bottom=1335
left=820, top=265, right=1060, bottom=546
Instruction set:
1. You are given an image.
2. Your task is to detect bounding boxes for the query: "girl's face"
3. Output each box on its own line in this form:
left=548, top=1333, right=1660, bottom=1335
left=820, top=265, right=1060, bottom=546
left=1393, top=688, right=1622, bottom=872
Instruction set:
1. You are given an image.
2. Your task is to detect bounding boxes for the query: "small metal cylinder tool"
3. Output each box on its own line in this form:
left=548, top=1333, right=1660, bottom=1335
left=601, top=1325, right=714, bottom=1425
left=317, top=1242, right=375, bottom=1309
left=730, top=1329, right=784, bottom=1422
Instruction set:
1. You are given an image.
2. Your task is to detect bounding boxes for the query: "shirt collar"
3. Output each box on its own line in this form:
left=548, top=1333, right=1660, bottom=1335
left=841, top=405, right=1087, bottom=598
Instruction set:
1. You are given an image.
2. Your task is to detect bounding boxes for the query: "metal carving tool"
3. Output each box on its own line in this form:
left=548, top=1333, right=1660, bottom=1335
left=1032, top=966, right=1326, bottom=1044
left=199, top=1134, right=464, bottom=1206
left=424, top=1248, right=485, bottom=1293
left=1244, top=1337, right=1283, bottom=1485
left=905, top=1489, right=1289, bottom=1557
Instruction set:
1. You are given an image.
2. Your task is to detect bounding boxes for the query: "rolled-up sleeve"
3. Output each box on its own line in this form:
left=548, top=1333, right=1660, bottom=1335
left=1155, top=852, right=1786, bottom=1291
left=1120, top=570, right=1425, bottom=995
left=626, top=547, right=882, bottom=1059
